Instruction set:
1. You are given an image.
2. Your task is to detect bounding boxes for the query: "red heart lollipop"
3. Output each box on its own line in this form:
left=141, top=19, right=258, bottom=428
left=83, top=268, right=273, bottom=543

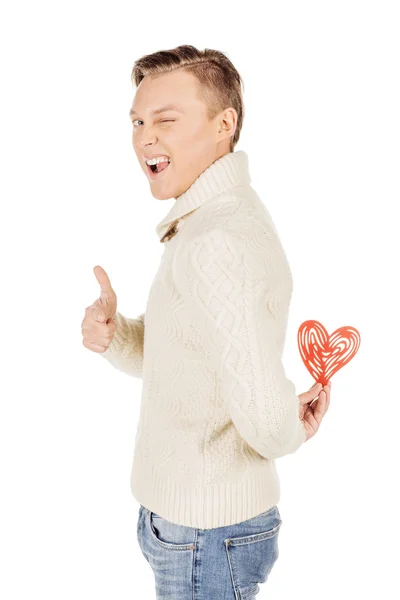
left=298, top=320, right=361, bottom=386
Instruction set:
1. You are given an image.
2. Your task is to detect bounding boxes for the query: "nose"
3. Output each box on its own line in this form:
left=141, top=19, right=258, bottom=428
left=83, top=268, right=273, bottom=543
left=136, top=125, right=157, bottom=149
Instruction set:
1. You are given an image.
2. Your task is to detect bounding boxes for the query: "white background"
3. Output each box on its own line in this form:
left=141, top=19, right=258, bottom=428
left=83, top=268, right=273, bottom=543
left=1, top=1, right=399, bottom=598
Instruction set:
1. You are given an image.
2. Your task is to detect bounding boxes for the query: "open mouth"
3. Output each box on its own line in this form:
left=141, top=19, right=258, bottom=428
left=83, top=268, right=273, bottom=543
left=147, top=159, right=171, bottom=178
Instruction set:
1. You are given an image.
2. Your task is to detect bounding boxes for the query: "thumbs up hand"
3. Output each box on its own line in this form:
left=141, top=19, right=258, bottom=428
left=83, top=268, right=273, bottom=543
left=81, top=265, right=118, bottom=353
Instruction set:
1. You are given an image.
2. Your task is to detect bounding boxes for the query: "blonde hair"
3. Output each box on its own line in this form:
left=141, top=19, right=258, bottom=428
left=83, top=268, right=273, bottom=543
left=131, top=45, right=245, bottom=152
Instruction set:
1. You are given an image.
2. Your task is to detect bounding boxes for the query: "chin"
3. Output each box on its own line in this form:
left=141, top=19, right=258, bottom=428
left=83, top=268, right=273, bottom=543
left=150, top=188, right=174, bottom=200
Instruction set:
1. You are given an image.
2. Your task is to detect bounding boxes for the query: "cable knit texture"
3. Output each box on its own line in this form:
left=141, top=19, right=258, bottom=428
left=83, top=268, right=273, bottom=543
left=101, top=150, right=306, bottom=529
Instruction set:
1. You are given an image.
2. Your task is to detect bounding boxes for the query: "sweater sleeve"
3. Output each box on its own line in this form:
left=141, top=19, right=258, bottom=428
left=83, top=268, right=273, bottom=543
left=173, top=228, right=306, bottom=459
left=100, top=311, right=145, bottom=378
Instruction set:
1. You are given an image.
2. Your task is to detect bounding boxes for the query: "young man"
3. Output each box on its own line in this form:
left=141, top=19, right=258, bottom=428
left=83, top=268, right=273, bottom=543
left=81, top=45, right=331, bottom=598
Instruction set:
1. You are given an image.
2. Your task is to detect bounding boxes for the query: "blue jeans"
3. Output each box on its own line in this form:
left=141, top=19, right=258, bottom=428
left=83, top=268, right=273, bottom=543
left=137, top=503, right=282, bottom=599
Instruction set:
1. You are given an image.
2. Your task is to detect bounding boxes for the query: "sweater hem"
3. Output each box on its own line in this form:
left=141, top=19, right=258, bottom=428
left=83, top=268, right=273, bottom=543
left=130, top=459, right=281, bottom=530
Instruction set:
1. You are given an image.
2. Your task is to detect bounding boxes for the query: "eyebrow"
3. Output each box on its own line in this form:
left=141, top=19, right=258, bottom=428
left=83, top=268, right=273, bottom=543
left=129, top=104, right=184, bottom=118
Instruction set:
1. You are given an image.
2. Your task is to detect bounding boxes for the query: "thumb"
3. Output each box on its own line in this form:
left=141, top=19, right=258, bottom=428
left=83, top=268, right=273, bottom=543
left=93, top=265, right=117, bottom=317
left=309, top=382, right=323, bottom=395
left=310, top=380, right=323, bottom=390
left=94, top=265, right=115, bottom=298
left=299, top=382, right=323, bottom=404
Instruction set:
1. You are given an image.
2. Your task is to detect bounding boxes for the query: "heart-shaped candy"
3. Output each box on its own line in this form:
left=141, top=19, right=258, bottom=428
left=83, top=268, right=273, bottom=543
left=298, top=320, right=360, bottom=386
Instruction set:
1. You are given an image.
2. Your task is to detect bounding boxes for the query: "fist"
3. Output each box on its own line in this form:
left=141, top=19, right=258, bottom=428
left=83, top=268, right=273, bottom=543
left=81, top=265, right=118, bottom=353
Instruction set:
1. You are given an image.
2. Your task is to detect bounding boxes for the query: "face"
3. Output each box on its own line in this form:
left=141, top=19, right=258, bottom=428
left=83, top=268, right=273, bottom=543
left=129, top=69, right=236, bottom=200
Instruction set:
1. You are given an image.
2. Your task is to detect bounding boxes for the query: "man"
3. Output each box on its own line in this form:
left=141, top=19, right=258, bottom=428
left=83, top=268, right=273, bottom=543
left=81, top=45, right=331, bottom=599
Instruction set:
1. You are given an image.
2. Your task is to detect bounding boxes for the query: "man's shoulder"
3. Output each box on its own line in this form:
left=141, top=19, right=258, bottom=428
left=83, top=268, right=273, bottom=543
left=193, top=197, right=281, bottom=253
left=177, top=187, right=290, bottom=281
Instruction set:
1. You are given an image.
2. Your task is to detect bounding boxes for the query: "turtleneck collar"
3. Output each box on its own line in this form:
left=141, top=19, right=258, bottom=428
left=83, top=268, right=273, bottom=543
left=155, top=150, right=251, bottom=240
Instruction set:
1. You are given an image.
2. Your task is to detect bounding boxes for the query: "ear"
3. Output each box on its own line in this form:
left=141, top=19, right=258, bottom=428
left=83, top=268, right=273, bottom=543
left=218, top=107, right=237, bottom=138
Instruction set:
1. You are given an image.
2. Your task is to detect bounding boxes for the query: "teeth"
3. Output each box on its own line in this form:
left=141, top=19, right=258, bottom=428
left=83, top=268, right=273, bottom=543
left=146, top=156, right=170, bottom=166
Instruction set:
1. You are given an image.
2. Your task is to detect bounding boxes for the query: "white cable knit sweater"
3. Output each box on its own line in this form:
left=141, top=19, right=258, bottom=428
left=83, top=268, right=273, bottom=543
left=101, top=150, right=306, bottom=529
